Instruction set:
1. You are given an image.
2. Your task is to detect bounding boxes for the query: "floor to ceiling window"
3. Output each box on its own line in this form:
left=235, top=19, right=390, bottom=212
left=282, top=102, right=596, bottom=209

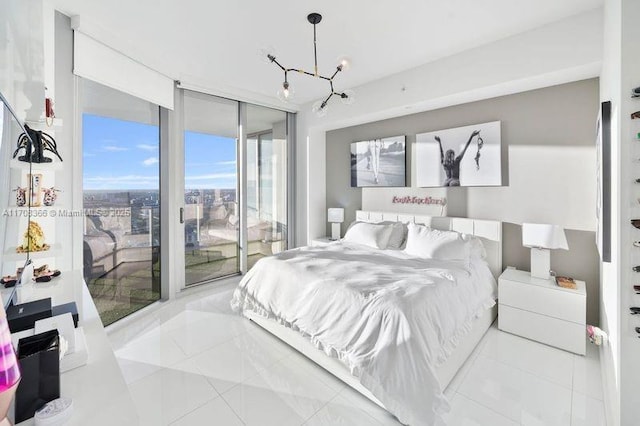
left=246, top=104, right=288, bottom=269
left=180, top=93, right=291, bottom=285
left=82, top=79, right=161, bottom=326
left=183, top=91, right=240, bottom=285
left=81, top=83, right=292, bottom=308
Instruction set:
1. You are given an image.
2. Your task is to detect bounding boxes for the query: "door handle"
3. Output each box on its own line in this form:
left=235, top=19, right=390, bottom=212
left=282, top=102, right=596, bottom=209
left=179, top=207, right=184, bottom=224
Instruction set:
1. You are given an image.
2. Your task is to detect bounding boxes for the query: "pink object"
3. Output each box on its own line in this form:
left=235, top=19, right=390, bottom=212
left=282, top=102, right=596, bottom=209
left=0, top=312, right=20, bottom=425
left=0, top=318, right=19, bottom=392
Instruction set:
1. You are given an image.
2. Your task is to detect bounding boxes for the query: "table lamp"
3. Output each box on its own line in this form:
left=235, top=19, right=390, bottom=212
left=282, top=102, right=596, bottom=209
left=327, top=208, right=344, bottom=240
left=522, top=223, right=569, bottom=279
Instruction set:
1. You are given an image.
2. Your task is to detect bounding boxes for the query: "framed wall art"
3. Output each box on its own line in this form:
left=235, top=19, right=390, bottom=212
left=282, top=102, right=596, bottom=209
left=416, top=121, right=502, bottom=187
left=350, top=135, right=406, bottom=187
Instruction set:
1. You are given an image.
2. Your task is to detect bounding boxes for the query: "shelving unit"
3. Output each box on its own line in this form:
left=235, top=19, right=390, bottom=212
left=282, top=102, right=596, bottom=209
left=2, top=121, right=66, bottom=278
left=9, top=158, right=64, bottom=171
left=631, top=93, right=640, bottom=342
left=2, top=244, right=63, bottom=262
left=24, top=118, right=63, bottom=129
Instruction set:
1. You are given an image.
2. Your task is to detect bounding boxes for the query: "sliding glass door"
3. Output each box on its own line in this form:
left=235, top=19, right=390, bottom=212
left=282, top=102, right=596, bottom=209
left=80, top=83, right=293, bottom=319
left=82, top=79, right=161, bottom=326
left=246, top=104, right=288, bottom=269
left=180, top=92, right=291, bottom=287
left=183, top=92, right=239, bottom=285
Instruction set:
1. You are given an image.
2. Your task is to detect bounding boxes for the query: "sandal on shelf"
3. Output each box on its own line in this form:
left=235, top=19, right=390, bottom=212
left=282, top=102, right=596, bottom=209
left=1, top=275, right=17, bottom=288
left=34, top=269, right=61, bottom=283
left=33, top=264, right=49, bottom=278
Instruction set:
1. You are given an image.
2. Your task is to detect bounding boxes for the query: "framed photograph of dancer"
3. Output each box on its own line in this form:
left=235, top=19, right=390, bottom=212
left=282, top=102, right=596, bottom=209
left=350, top=136, right=406, bottom=187
left=416, top=121, right=502, bottom=187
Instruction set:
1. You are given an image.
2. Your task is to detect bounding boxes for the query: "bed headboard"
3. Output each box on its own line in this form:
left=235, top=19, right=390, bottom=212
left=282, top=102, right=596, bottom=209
left=355, top=210, right=503, bottom=279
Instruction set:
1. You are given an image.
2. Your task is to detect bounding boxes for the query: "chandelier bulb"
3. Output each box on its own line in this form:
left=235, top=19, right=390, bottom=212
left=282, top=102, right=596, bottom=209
left=257, top=46, right=277, bottom=64
left=340, top=89, right=356, bottom=105
left=312, top=100, right=329, bottom=117
left=337, top=56, right=351, bottom=72
left=277, top=81, right=295, bottom=102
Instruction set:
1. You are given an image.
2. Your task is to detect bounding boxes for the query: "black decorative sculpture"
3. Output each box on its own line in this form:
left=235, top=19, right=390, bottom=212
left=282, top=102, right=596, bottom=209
left=13, top=125, right=63, bottom=163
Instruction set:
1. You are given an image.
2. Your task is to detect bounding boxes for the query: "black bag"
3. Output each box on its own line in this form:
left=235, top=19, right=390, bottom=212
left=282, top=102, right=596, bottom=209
left=15, top=329, right=60, bottom=423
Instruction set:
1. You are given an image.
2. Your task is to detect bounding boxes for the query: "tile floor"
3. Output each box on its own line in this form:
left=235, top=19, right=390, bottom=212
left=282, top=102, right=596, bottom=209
left=109, top=278, right=606, bottom=426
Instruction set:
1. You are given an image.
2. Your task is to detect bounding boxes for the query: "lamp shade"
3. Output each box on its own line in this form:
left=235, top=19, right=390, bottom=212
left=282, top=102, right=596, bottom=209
left=522, top=223, right=568, bottom=250
left=327, top=208, right=344, bottom=223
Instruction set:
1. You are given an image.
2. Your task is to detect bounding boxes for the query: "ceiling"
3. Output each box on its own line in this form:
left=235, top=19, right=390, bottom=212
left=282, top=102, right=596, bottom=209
left=48, top=0, right=602, bottom=107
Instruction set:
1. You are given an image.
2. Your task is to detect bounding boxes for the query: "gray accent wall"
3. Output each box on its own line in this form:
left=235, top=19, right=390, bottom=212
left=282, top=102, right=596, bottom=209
left=326, top=78, right=600, bottom=325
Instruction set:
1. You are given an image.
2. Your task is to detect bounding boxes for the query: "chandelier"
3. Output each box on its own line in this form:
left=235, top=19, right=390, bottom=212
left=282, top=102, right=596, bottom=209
left=262, top=12, right=355, bottom=117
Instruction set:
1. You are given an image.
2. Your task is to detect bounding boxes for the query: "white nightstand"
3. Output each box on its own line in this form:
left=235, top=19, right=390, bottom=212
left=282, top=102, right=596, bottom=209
left=498, top=268, right=586, bottom=355
left=310, top=237, right=337, bottom=247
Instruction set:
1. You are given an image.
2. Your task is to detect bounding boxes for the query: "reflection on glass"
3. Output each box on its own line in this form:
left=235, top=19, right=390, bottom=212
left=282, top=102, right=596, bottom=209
left=246, top=105, right=288, bottom=269
left=184, top=92, right=239, bottom=285
left=82, top=80, right=161, bottom=326
left=0, top=95, right=34, bottom=306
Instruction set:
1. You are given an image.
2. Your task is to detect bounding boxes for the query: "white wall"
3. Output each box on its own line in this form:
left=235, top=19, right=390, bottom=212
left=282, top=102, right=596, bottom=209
left=0, top=0, right=46, bottom=122
left=617, top=1, right=640, bottom=424
left=52, top=11, right=76, bottom=274
left=296, top=9, right=603, bottom=246
left=468, top=144, right=595, bottom=231
left=599, top=0, right=621, bottom=424
left=595, top=0, right=640, bottom=424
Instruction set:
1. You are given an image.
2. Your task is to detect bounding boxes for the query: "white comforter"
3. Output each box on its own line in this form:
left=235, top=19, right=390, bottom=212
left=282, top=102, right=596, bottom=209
left=230, top=242, right=497, bottom=426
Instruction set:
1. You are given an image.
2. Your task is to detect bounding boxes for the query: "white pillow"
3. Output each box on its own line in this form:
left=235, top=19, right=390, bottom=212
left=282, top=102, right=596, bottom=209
left=343, top=222, right=394, bottom=249
left=468, top=236, right=487, bottom=260
left=404, top=223, right=469, bottom=260
left=381, top=221, right=407, bottom=249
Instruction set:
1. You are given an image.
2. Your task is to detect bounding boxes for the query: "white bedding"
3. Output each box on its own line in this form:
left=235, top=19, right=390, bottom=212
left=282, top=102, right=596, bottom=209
left=230, top=241, right=497, bottom=426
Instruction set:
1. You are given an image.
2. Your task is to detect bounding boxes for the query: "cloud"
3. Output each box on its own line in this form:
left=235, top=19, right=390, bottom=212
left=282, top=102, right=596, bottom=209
left=103, top=145, right=128, bottom=152
left=84, top=175, right=159, bottom=183
left=142, top=157, right=159, bottom=166
left=137, top=144, right=157, bottom=151
left=83, top=174, right=160, bottom=189
left=185, top=160, right=236, bottom=168
left=185, top=173, right=237, bottom=181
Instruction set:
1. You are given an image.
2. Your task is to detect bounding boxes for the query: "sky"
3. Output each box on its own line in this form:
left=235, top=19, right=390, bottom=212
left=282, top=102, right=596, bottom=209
left=83, top=114, right=237, bottom=190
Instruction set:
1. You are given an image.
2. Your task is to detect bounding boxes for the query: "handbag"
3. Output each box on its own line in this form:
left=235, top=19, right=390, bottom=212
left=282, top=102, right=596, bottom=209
left=15, top=329, right=60, bottom=423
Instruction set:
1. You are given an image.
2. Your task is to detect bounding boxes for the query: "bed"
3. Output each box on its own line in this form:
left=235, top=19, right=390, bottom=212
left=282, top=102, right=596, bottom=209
left=231, top=210, right=502, bottom=425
